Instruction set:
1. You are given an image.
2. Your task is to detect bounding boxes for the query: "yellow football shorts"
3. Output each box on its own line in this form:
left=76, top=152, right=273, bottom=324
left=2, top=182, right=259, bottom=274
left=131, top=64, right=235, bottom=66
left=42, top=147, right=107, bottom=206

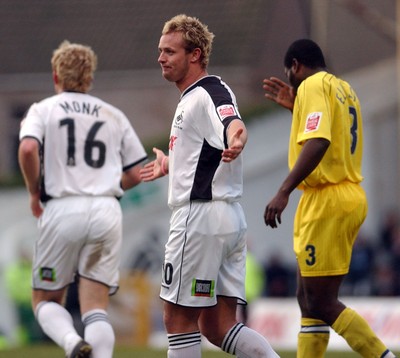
left=294, top=181, right=367, bottom=277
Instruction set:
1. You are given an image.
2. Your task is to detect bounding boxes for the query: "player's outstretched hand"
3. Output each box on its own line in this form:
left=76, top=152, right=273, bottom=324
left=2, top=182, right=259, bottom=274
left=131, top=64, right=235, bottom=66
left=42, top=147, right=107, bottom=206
left=263, top=77, right=295, bottom=111
left=140, top=147, right=167, bottom=182
left=222, top=128, right=244, bottom=163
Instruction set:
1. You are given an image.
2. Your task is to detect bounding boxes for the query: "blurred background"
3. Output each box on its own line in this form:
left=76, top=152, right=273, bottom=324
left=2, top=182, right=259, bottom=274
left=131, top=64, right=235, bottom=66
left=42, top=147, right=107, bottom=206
left=0, top=0, right=399, bottom=352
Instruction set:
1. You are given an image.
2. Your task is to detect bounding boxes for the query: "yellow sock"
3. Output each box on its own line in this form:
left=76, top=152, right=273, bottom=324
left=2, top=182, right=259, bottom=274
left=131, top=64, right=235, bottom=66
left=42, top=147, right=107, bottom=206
left=332, top=307, right=390, bottom=358
left=297, top=317, right=330, bottom=358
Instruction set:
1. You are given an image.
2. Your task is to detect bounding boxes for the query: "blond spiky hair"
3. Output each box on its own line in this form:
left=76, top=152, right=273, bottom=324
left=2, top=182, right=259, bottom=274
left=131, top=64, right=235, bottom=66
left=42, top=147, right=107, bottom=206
left=162, top=14, right=215, bottom=69
left=51, top=40, right=97, bottom=93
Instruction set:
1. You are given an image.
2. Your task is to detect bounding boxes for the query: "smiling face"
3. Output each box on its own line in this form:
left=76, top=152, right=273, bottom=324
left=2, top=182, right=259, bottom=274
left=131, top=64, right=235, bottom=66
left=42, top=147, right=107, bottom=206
left=158, top=32, right=191, bottom=84
left=158, top=31, right=205, bottom=92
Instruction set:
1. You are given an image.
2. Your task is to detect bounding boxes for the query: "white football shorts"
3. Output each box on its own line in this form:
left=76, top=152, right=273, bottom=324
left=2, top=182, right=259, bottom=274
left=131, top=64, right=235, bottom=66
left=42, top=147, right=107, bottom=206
left=33, top=196, right=122, bottom=295
left=160, top=200, right=248, bottom=307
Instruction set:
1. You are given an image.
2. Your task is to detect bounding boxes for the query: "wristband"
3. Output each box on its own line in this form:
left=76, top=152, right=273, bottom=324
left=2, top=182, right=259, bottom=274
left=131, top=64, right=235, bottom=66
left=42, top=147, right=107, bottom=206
left=161, top=156, right=168, bottom=175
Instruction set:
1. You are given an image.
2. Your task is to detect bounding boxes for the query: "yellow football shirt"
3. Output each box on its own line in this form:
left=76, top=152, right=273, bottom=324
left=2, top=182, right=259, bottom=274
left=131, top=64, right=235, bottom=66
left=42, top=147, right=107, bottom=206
left=289, top=71, right=364, bottom=189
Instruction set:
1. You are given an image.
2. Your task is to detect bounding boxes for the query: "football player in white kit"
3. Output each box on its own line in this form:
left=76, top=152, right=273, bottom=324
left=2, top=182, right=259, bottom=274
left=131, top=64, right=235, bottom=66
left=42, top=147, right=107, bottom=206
left=140, top=14, right=279, bottom=358
left=18, top=41, right=147, bottom=358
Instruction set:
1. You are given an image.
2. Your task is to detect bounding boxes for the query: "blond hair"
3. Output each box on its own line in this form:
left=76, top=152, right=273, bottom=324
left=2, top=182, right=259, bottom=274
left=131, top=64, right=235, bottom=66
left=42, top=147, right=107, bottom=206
left=51, top=40, right=97, bottom=93
left=162, top=14, right=215, bottom=69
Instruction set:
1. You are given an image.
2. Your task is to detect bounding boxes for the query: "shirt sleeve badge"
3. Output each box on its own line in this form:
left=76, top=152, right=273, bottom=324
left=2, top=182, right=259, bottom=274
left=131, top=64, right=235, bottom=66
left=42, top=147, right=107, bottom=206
left=304, top=112, right=322, bottom=133
left=217, top=104, right=237, bottom=120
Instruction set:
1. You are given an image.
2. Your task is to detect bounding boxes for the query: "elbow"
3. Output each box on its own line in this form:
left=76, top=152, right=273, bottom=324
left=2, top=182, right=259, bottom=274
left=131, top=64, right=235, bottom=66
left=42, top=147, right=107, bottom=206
left=319, top=138, right=330, bottom=154
left=313, top=138, right=330, bottom=155
left=19, top=139, right=39, bottom=160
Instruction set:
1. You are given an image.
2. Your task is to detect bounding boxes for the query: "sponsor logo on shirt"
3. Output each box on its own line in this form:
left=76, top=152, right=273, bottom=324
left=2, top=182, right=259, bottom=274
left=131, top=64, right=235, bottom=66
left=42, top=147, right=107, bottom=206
left=217, top=104, right=237, bottom=120
left=192, top=279, right=215, bottom=297
left=40, top=267, right=56, bottom=282
left=169, top=135, right=177, bottom=150
left=305, top=112, right=322, bottom=133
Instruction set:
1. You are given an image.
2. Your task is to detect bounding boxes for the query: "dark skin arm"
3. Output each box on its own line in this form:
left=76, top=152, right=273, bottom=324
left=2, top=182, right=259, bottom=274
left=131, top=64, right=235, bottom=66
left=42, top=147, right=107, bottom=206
left=264, top=137, right=330, bottom=228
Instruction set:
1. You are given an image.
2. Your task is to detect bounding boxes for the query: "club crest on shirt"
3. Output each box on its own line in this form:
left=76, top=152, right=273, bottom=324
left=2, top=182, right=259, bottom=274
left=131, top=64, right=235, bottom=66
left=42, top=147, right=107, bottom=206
left=305, top=112, right=322, bottom=133
left=217, top=104, right=236, bottom=120
left=174, top=110, right=184, bottom=130
left=191, top=279, right=215, bottom=297
left=40, top=267, right=56, bottom=282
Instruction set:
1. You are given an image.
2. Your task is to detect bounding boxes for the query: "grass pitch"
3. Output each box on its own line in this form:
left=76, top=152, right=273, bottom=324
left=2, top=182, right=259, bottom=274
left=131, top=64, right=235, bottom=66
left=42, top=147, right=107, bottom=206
left=2, top=344, right=394, bottom=357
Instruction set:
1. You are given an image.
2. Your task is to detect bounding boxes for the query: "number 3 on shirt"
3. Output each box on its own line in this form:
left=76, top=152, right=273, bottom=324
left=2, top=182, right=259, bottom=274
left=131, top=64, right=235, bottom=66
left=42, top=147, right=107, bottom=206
left=349, top=106, right=358, bottom=154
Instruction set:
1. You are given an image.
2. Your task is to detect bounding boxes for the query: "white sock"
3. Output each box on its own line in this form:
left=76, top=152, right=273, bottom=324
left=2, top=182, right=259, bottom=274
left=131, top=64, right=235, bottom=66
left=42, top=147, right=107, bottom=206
left=222, top=323, right=279, bottom=358
left=382, top=350, right=397, bottom=358
left=35, top=301, right=82, bottom=355
left=82, top=309, right=114, bottom=358
left=167, top=331, right=202, bottom=358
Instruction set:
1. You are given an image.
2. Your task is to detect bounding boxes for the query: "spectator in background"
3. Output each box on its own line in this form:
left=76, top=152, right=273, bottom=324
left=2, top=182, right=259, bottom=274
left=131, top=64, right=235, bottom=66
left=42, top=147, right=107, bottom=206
left=245, top=252, right=265, bottom=303
left=263, top=255, right=293, bottom=297
left=0, top=331, right=8, bottom=350
left=237, top=250, right=265, bottom=324
left=372, top=208, right=400, bottom=296
left=342, top=233, right=375, bottom=296
left=380, top=208, right=399, bottom=252
left=372, top=261, right=399, bottom=296
left=4, top=249, right=47, bottom=344
left=388, top=224, right=400, bottom=292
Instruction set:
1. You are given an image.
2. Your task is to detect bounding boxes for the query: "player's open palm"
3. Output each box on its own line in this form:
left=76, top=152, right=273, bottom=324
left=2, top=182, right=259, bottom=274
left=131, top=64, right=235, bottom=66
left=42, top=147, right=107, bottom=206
left=222, top=128, right=244, bottom=163
left=263, top=77, right=295, bottom=111
left=140, top=147, right=166, bottom=181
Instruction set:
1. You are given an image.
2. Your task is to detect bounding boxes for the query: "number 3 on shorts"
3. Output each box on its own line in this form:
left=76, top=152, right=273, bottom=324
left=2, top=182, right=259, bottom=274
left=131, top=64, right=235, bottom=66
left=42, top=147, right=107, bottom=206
left=305, top=244, right=316, bottom=266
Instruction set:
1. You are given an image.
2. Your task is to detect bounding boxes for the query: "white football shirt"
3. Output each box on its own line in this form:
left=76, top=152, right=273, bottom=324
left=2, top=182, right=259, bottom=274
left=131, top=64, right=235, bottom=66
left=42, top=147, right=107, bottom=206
left=167, top=76, right=243, bottom=208
left=20, top=91, right=147, bottom=199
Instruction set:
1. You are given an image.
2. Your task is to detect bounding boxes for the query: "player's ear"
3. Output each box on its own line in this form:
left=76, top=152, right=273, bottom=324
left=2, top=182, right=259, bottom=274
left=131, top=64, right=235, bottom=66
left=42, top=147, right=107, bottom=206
left=190, top=48, right=202, bottom=63
left=292, top=58, right=300, bottom=73
left=52, top=71, right=59, bottom=84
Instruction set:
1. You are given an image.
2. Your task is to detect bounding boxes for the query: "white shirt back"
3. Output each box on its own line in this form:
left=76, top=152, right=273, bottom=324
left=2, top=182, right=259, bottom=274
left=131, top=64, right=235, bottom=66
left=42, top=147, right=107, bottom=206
left=20, top=91, right=147, bottom=199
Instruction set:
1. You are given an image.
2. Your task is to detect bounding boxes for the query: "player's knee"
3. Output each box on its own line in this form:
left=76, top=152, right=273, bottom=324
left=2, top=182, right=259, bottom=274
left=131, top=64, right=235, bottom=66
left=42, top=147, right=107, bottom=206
left=163, top=312, right=174, bottom=332
left=201, top=327, right=222, bottom=347
left=296, top=289, right=308, bottom=311
left=163, top=310, right=192, bottom=333
left=303, top=297, right=340, bottom=324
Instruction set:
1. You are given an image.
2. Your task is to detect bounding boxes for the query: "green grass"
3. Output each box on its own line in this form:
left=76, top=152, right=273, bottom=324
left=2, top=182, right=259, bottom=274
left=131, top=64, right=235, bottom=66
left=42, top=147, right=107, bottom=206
left=1, top=344, right=397, bottom=357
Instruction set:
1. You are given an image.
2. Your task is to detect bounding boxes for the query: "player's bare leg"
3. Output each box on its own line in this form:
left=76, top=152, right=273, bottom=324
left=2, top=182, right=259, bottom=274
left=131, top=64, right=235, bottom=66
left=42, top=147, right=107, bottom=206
left=163, top=302, right=202, bottom=358
left=297, top=271, right=395, bottom=357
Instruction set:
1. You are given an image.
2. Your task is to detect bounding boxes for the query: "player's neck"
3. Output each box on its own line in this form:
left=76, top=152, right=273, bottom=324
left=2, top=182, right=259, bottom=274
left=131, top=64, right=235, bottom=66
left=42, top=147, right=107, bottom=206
left=176, top=68, right=208, bottom=93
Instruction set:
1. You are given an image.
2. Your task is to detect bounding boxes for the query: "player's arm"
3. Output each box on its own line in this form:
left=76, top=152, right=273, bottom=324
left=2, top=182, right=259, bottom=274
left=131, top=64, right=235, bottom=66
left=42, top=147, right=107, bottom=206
left=263, top=77, right=296, bottom=111
left=222, top=119, right=247, bottom=163
left=264, top=137, right=330, bottom=228
left=139, top=147, right=168, bottom=182
left=18, top=137, right=43, bottom=218
left=121, top=164, right=142, bottom=191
